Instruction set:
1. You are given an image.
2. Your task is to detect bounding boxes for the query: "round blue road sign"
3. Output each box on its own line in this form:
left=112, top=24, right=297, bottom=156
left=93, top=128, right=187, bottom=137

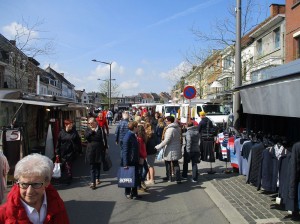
left=183, top=85, right=196, bottom=99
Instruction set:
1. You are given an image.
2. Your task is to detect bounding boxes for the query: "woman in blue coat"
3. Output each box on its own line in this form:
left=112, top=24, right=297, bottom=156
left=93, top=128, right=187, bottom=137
left=121, top=121, right=140, bottom=199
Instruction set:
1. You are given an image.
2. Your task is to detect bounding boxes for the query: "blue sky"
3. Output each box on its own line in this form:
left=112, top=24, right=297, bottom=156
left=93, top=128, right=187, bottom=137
left=1, top=0, right=285, bottom=96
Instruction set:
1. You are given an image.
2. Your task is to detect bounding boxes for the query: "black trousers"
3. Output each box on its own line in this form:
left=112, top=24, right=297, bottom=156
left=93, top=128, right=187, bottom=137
left=165, top=160, right=181, bottom=182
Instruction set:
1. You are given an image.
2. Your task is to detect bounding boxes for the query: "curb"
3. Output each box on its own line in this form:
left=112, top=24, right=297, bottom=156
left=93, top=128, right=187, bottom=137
left=203, top=179, right=248, bottom=224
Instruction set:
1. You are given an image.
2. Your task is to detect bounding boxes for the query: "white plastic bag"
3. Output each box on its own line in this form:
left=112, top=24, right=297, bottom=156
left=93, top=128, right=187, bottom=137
left=52, top=162, right=61, bottom=178
left=156, top=149, right=164, bottom=161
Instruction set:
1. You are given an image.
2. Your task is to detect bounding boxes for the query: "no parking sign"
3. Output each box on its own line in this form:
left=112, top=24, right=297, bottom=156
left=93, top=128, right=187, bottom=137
left=183, top=86, right=196, bottom=99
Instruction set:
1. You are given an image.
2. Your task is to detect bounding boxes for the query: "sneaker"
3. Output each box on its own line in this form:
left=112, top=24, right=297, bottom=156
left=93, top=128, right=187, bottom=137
left=138, top=188, right=147, bottom=193
left=176, top=181, right=182, bottom=184
left=191, top=179, right=198, bottom=183
left=181, top=176, right=188, bottom=180
left=145, top=180, right=155, bottom=185
left=90, top=183, right=96, bottom=189
left=125, top=194, right=132, bottom=199
left=162, top=177, right=169, bottom=181
left=132, top=195, right=142, bottom=200
left=141, top=181, right=147, bottom=190
left=96, top=179, right=101, bottom=185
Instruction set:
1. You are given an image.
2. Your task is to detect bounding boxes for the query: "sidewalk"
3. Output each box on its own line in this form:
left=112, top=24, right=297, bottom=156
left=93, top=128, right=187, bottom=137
left=197, top=159, right=300, bottom=224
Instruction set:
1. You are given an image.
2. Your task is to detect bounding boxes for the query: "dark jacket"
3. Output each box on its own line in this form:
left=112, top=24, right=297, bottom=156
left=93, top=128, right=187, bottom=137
left=0, top=184, right=70, bottom=223
left=85, top=126, right=107, bottom=164
left=185, top=126, right=200, bottom=153
left=198, top=117, right=213, bottom=134
left=115, top=119, right=129, bottom=144
left=257, top=148, right=278, bottom=192
left=289, top=142, right=300, bottom=204
left=121, top=130, right=139, bottom=166
left=146, top=133, right=157, bottom=155
left=56, top=128, right=82, bottom=161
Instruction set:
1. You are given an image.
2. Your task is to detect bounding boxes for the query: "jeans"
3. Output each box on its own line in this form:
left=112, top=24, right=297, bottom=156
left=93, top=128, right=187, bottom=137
left=191, top=152, right=200, bottom=180
left=140, top=160, right=149, bottom=182
left=90, top=163, right=101, bottom=184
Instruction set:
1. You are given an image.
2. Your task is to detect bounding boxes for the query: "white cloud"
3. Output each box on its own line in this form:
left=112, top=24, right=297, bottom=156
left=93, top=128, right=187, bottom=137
left=119, top=80, right=139, bottom=90
left=135, top=68, right=144, bottom=76
left=2, top=22, right=39, bottom=39
left=160, top=61, right=192, bottom=82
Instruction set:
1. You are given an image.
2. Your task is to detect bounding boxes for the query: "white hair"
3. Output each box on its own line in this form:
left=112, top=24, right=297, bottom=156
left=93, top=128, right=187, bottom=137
left=14, top=153, right=54, bottom=182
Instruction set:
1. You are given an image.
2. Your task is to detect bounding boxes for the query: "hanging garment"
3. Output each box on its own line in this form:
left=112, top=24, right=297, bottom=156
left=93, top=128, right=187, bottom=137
left=200, top=140, right=215, bottom=162
left=257, top=147, right=278, bottom=192
left=278, top=149, right=294, bottom=211
left=45, top=124, right=54, bottom=159
left=247, top=142, right=265, bottom=187
left=234, top=137, right=243, bottom=174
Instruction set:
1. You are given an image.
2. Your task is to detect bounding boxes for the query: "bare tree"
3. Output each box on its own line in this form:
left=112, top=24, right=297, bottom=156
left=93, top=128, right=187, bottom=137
left=5, top=18, right=54, bottom=90
left=99, top=80, right=119, bottom=104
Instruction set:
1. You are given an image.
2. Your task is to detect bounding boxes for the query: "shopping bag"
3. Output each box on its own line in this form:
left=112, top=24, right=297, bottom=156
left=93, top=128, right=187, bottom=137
left=103, top=153, right=112, bottom=171
left=52, top=162, right=61, bottom=178
left=117, top=166, right=136, bottom=188
left=156, top=149, right=164, bottom=161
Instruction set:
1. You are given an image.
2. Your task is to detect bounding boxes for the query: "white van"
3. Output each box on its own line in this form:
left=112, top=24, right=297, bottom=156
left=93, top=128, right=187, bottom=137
left=180, top=102, right=229, bottom=129
left=156, top=104, right=181, bottom=118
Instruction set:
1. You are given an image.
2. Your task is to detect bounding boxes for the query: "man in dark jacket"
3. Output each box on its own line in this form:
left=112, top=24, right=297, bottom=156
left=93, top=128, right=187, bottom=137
left=198, top=111, right=213, bottom=134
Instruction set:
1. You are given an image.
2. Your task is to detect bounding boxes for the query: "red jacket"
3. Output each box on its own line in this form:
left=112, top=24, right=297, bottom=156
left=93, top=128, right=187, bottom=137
left=0, top=184, right=70, bottom=224
left=137, top=137, right=147, bottom=159
left=96, top=117, right=109, bottom=134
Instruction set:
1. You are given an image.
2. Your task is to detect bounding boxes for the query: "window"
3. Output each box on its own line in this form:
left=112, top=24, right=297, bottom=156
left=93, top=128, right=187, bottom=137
left=242, top=61, right=247, bottom=81
left=296, top=37, right=300, bottom=59
left=257, top=39, right=262, bottom=56
left=224, top=56, right=232, bottom=69
left=274, top=28, right=280, bottom=49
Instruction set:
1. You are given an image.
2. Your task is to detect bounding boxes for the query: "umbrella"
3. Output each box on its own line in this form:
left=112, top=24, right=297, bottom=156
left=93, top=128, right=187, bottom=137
left=210, top=81, right=223, bottom=88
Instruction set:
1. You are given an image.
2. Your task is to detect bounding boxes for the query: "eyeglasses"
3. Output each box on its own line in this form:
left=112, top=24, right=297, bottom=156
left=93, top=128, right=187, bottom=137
left=17, top=181, right=44, bottom=189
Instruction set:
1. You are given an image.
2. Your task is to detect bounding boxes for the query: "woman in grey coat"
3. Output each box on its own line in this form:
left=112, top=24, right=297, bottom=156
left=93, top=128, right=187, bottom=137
left=155, top=116, right=182, bottom=183
left=185, top=121, right=201, bottom=182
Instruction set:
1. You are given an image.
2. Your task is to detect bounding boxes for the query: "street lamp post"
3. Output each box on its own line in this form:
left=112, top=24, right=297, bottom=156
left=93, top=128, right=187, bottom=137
left=92, top=59, right=113, bottom=110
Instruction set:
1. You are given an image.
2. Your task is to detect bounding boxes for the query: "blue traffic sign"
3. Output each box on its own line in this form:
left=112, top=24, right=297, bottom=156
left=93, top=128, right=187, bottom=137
left=183, top=86, right=196, bottom=99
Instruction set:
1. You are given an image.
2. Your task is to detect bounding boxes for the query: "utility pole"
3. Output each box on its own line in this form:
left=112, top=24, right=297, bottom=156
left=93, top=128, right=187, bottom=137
left=233, top=0, right=242, bottom=130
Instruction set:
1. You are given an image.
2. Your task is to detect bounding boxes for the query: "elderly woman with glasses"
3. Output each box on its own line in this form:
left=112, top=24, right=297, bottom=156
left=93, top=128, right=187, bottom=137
left=85, top=117, right=108, bottom=189
left=0, top=153, right=69, bottom=223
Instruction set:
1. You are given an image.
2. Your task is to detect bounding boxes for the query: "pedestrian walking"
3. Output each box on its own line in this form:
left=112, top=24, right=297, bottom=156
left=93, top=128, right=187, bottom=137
left=155, top=116, right=182, bottom=183
left=115, top=111, right=129, bottom=150
left=56, top=119, right=82, bottom=184
left=85, top=117, right=108, bottom=189
left=106, top=110, right=113, bottom=125
left=121, top=121, right=141, bottom=199
left=184, top=121, right=201, bottom=182
left=96, top=111, right=109, bottom=135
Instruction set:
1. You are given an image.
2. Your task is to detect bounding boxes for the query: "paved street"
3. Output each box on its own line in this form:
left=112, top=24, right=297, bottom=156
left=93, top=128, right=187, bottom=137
left=53, top=124, right=229, bottom=224
left=3, top=123, right=300, bottom=224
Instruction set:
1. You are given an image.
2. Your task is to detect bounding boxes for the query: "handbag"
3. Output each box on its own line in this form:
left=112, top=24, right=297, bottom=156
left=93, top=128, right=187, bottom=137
left=117, top=166, right=136, bottom=188
left=103, top=153, right=112, bottom=171
left=52, top=156, right=61, bottom=178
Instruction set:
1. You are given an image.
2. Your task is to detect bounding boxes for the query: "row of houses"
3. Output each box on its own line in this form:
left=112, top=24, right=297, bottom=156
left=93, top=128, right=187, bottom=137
left=172, top=2, right=300, bottom=108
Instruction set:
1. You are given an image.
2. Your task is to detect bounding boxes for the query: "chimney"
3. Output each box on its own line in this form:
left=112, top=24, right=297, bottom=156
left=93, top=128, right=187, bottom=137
left=270, top=4, right=285, bottom=17
left=9, top=40, right=16, bottom=46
